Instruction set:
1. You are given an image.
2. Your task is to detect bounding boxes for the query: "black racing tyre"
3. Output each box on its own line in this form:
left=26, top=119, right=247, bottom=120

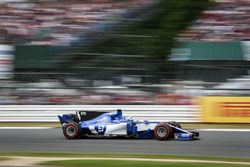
left=154, top=124, right=173, bottom=141
left=169, top=121, right=182, bottom=129
left=63, top=122, right=81, bottom=139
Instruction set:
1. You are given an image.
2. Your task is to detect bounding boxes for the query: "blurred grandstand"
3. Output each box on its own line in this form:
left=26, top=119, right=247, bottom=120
left=0, top=0, right=154, bottom=45
left=176, top=0, right=250, bottom=41
left=171, top=0, right=250, bottom=92
left=0, top=0, right=249, bottom=105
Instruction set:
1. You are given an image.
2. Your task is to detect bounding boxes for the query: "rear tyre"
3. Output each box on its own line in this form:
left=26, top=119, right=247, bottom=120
left=154, top=124, right=173, bottom=141
left=63, top=122, right=81, bottom=139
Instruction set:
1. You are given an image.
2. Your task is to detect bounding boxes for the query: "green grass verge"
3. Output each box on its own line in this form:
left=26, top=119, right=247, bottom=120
left=40, top=160, right=249, bottom=167
left=0, top=157, right=8, bottom=161
left=0, top=153, right=249, bottom=163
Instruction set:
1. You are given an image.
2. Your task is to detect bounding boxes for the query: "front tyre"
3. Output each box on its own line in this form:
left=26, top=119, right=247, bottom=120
left=63, top=122, right=81, bottom=139
left=154, top=124, right=173, bottom=141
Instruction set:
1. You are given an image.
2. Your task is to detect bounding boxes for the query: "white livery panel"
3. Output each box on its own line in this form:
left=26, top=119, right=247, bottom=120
left=105, top=123, right=127, bottom=135
left=136, top=123, right=158, bottom=131
left=88, top=123, right=127, bottom=136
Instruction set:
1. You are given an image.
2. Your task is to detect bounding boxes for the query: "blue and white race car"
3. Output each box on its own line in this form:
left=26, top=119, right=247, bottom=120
left=58, top=109, right=199, bottom=141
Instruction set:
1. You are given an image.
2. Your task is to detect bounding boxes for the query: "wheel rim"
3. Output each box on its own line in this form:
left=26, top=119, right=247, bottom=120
left=157, top=127, right=167, bottom=137
left=66, top=126, right=76, bottom=136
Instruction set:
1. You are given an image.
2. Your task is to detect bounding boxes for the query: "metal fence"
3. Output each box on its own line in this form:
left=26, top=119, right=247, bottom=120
left=0, top=105, right=200, bottom=122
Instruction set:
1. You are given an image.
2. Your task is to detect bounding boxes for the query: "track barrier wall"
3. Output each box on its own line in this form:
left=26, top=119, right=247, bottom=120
left=0, top=105, right=200, bottom=122
left=2, top=99, right=250, bottom=123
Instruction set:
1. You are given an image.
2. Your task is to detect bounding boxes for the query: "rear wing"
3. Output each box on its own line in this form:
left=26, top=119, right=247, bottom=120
left=58, top=111, right=108, bottom=125
left=58, top=109, right=123, bottom=125
left=58, top=114, right=76, bottom=125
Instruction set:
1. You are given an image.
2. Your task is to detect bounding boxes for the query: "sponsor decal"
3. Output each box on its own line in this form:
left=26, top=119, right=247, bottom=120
left=174, top=133, right=191, bottom=140
left=95, top=125, right=106, bottom=135
left=199, top=97, right=250, bottom=123
left=97, top=116, right=109, bottom=123
left=217, top=102, right=250, bottom=117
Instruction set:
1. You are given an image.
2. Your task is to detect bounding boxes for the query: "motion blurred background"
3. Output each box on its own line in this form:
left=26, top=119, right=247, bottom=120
left=0, top=0, right=249, bottom=106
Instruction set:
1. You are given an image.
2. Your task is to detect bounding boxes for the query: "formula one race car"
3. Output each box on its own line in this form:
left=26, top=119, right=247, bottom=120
left=58, top=109, right=199, bottom=141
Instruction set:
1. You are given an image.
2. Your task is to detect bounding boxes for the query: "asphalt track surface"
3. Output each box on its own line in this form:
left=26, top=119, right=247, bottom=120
left=0, top=128, right=250, bottom=158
